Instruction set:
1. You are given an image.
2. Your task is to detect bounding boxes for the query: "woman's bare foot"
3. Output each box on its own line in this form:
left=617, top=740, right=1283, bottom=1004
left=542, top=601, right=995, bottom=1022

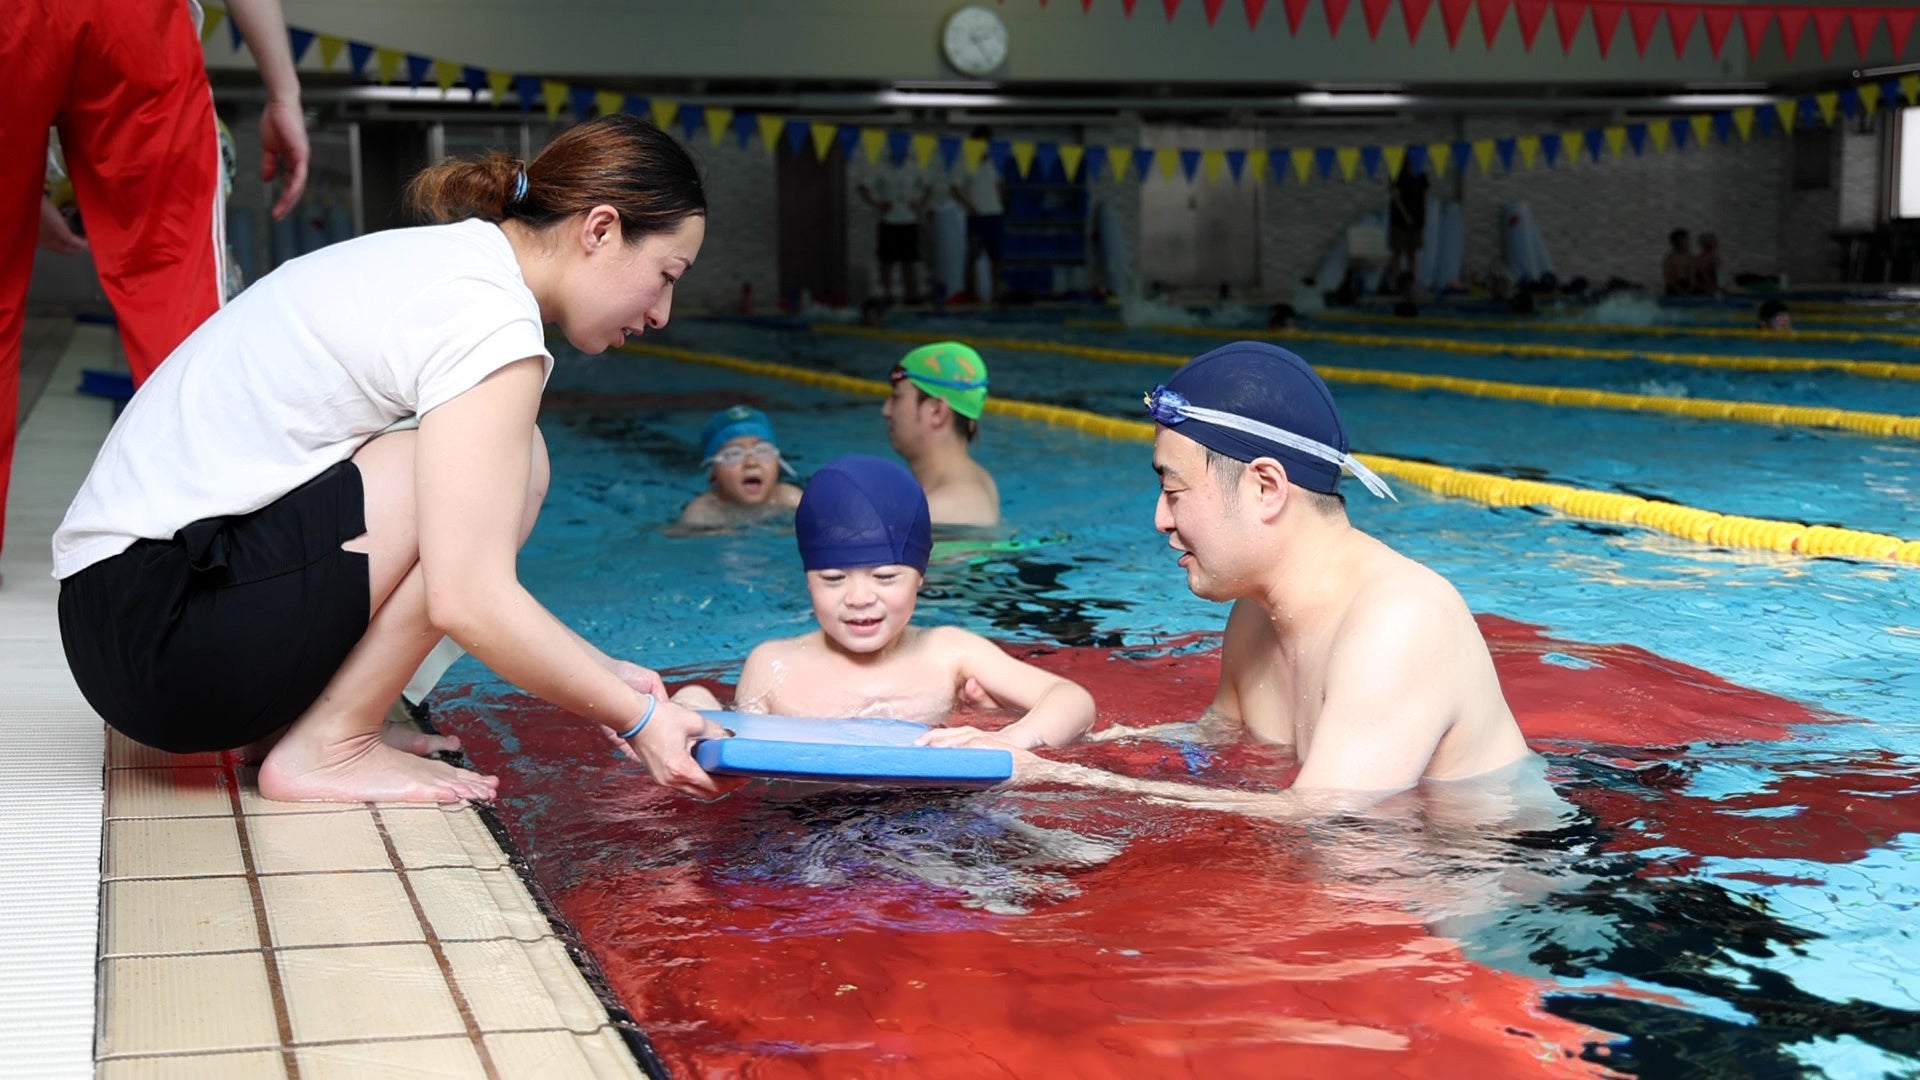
left=381, top=724, right=461, bottom=757
left=258, top=730, right=498, bottom=804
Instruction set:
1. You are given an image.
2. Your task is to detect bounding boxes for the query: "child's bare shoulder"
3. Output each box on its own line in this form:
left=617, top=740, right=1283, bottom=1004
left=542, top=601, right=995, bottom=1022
left=775, top=483, right=803, bottom=508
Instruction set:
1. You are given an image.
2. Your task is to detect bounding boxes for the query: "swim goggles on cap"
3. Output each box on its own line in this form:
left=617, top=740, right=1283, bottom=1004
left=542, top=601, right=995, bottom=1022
left=703, top=441, right=796, bottom=474
left=1144, top=386, right=1395, bottom=500
left=890, top=365, right=988, bottom=392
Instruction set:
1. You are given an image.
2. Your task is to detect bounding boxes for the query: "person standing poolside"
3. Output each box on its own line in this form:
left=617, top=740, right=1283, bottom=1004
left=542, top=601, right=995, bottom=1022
left=54, top=115, right=734, bottom=804
left=857, top=161, right=929, bottom=306
left=1015, top=341, right=1530, bottom=815
left=951, top=126, right=1005, bottom=306
left=882, top=341, right=999, bottom=527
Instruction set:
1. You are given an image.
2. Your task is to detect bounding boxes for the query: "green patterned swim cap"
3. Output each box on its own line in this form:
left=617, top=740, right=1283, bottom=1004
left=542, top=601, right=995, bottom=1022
left=892, top=342, right=990, bottom=420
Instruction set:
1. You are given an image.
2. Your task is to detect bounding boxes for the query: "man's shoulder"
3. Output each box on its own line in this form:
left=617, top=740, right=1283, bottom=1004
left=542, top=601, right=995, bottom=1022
left=1346, top=545, right=1472, bottom=637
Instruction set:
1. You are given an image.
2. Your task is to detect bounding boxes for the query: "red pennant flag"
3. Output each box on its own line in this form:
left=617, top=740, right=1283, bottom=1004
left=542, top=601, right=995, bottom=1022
left=1666, top=3, right=1698, bottom=57
left=1361, top=0, right=1394, bottom=39
left=1589, top=2, right=1623, bottom=57
left=1163, top=0, right=1183, bottom=21
left=1848, top=9, right=1882, bottom=57
left=1626, top=3, right=1662, bottom=57
left=1283, top=0, right=1312, bottom=32
left=1890, top=9, right=1919, bottom=55
left=1551, top=0, right=1586, bottom=54
left=1811, top=9, right=1846, bottom=60
left=1479, top=0, right=1511, bottom=47
left=1739, top=8, right=1773, bottom=61
left=1201, top=0, right=1228, bottom=22
left=1439, top=0, right=1475, bottom=47
left=1324, top=0, right=1352, bottom=36
left=1084, top=0, right=1097, bottom=10
left=1702, top=5, right=1735, bottom=56
left=1121, top=0, right=1139, bottom=15
left=1514, top=0, right=1548, bottom=50
left=1401, top=0, right=1433, bottom=41
left=1244, top=0, right=1270, bottom=29
left=1776, top=8, right=1808, bottom=59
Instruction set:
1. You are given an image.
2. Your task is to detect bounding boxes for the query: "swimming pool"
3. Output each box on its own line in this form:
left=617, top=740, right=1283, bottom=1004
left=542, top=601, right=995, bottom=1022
left=432, top=313, right=1920, bottom=1076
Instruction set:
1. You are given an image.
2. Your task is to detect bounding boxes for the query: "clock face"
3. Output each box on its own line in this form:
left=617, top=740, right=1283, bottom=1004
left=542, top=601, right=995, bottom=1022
left=943, top=5, right=1009, bottom=78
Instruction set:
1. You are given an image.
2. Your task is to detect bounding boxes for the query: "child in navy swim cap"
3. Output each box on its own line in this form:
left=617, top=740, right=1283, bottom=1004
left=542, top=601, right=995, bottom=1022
left=678, top=405, right=802, bottom=528
left=672, top=455, right=1094, bottom=750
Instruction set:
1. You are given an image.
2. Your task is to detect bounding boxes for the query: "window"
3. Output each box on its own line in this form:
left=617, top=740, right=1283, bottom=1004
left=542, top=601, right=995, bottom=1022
left=1898, top=107, right=1920, bottom=218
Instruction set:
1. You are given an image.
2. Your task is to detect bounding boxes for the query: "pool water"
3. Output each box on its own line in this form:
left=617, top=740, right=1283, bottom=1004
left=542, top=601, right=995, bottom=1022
left=430, top=313, right=1920, bottom=1077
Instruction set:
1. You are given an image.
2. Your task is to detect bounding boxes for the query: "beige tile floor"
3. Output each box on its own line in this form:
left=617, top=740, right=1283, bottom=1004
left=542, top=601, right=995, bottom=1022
left=3, top=321, right=646, bottom=1079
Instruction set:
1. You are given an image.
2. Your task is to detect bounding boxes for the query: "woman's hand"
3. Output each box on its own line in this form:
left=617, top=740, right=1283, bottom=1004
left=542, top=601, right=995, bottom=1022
left=605, top=698, right=744, bottom=799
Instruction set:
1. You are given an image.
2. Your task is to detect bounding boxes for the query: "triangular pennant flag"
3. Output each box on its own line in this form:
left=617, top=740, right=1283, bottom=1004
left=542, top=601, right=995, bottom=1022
left=1625, top=3, right=1660, bottom=56
left=1405, top=143, right=1427, bottom=172
left=1738, top=8, right=1772, bottom=61
left=1224, top=148, right=1247, bottom=181
left=1083, top=145, right=1110, bottom=182
left=1776, top=8, right=1808, bottom=59
left=650, top=99, right=678, bottom=130
left=1513, top=0, right=1548, bottom=49
left=200, top=6, right=223, bottom=44
left=1284, top=0, right=1313, bottom=33
left=1702, top=6, right=1735, bottom=57
left=569, top=84, right=596, bottom=119
left=404, top=54, right=431, bottom=87
left=1427, top=142, right=1452, bottom=176
left=862, top=128, right=889, bottom=165
left=1710, top=111, right=1734, bottom=143
left=759, top=115, right=786, bottom=154
left=1688, top=114, right=1713, bottom=147
left=725, top=112, right=753, bottom=149
left=1107, top=145, right=1135, bottom=181
left=1494, top=137, right=1517, bottom=171
left=1324, top=0, right=1352, bottom=37
left=886, top=130, right=912, bottom=166
left=1360, top=144, right=1383, bottom=179
left=809, top=123, right=837, bottom=161
left=348, top=41, right=374, bottom=78
left=1732, top=107, right=1755, bottom=141
left=318, top=34, right=345, bottom=71
left=462, top=66, right=487, bottom=96
left=1201, top=149, right=1226, bottom=182
left=539, top=80, right=566, bottom=121
left=988, top=139, right=1013, bottom=173
left=374, top=47, right=403, bottom=84
left=1887, top=78, right=1906, bottom=110
left=1905, top=73, right=1920, bottom=106
left=1121, top=0, right=1139, bottom=13
left=1774, top=98, right=1797, bottom=133
left=836, top=126, right=861, bottom=162
left=1888, top=11, right=1919, bottom=58
left=1860, top=83, right=1882, bottom=116
left=595, top=90, right=624, bottom=118
left=1249, top=150, right=1268, bottom=182
left=1562, top=129, right=1585, bottom=163
left=1810, top=8, right=1844, bottom=59
left=512, top=76, right=540, bottom=112
left=962, top=137, right=989, bottom=172
left=913, top=132, right=939, bottom=169
left=1334, top=147, right=1361, bottom=182
left=706, top=108, right=735, bottom=146
left=1816, top=91, right=1839, bottom=126
left=1755, top=104, right=1778, bottom=136
left=1311, top=147, right=1335, bottom=180
left=486, top=70, right=512, bottom=108
left=785, top=119, right=810, bottom=155
left=1163, top=0, right=1183, bottom=21
left=1245, top=0, right=1272, bottom=30
left=1604, top=125, right=1627, bottom=158
left=228, top=13, right=244, bottom=51
left=1032, top=142, right=1061, bottom=181
left=289, top=28, right=315, bottom=64
left=1361, top=0, right=1394, bottom=39
left=939, top=135, right=963, bottom=171
left=1154, top=148, right=1180, bottom=179
left=1649, top=121, right=1671, bottom=152
left=1584, top=128, right=1606, bottom=161
left=1519, top=134, right=1542, bottom=169
left=1479, top=0, right=1512, bottom=47
left=1202, top=0, right=1227, bottom=24
left=1061, top=143, right=1087, bottom=181
left=1589, top=2, right=1623, bottom=57
left=1439, top=0, right=1473, bottom=47
left=1848, top=9, right=1883, bottom=58
left=1665, top=4, right=1697, bottom=56
left=1472, top=139, right=1496, bottom=174
left=1840, top=87, right=1861, bottom=119
left=1292, top=148, right=1316, bottom=183
left=1551, top=0, right=1585, bottom=55
left=1012, top=140, right=1038, bottom=178
left=1401, top=0, right=1433, bottom=42
left=1626, top=122, right=1648, bottom=155
left=678, top=107, right=704, bottom=142
left=432, top=59, right=460, bottom=95
left=1382, top=144, right=1406, bottom=177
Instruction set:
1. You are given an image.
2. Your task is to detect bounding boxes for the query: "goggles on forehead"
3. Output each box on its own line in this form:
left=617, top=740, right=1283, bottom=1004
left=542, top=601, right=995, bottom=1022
left=890, top=365, right=987, bottom=392
left=704, top=441, right=796, bottom=474
left=1143, top=385, right=1394, bottom=500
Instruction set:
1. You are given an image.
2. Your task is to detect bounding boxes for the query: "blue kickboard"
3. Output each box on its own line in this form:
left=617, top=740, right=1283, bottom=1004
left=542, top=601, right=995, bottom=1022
left=693, top=711, right=1013, bottom=787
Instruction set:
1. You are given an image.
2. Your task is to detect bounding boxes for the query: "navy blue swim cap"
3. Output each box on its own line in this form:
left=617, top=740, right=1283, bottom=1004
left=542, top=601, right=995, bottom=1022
left=795, top=455, right=933, bottom=574
left=1151, top=341, right=1351, bottom=495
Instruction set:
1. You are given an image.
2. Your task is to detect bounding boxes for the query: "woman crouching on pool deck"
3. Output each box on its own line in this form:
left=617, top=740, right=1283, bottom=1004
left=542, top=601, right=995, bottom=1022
left=54, top=115, right=733, bottom=804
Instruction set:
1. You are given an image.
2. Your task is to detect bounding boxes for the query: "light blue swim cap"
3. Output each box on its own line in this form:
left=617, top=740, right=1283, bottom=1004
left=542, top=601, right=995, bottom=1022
left=701, top=405, right=777, bottom=460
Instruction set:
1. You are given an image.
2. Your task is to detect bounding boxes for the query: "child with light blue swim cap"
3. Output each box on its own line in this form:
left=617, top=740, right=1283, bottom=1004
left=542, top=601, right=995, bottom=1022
left=677, top=404, right=803, bottom=528
left=671, top=455, right=1094, bottom=750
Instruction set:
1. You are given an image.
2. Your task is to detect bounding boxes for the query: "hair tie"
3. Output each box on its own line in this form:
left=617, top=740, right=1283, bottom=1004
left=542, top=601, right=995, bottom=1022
left=511, top=169, right=529, bottom=204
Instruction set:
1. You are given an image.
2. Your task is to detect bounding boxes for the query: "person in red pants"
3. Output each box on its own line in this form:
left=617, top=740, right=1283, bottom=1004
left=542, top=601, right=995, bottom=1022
left=0, top=0, right=309, bottom=559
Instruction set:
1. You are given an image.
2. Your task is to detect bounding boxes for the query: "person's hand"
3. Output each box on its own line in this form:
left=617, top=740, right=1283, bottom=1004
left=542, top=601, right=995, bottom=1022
left=916, top=724, right=1031, bottom=751
left=259, top=97, right=310, bottom=220
left=1003, top=747, right=1084, bottom=787
left=38, top=199, right=87, bottom=255
left=604, top=698, right=746, bottom=799
left=606, top=659, right=669, bottom=700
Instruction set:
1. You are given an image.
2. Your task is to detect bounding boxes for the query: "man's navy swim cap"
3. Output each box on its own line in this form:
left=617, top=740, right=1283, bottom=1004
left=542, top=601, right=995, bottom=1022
left=1154, top=341, right=1352, bottom=495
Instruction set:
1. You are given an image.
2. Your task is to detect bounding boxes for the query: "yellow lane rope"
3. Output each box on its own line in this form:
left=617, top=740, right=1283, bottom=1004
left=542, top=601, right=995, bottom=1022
left=1058, top=319, right=1920, bottom=382
left=1307, top=309, right=1920, bottom=348
left=816, top=324, right=1920, bottom=441
left=623, top=341, right=1920, bottom=566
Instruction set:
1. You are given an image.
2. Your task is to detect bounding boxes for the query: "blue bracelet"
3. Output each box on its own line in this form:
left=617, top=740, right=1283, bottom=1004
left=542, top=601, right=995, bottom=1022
left=617, top=694, right=657, bottom=741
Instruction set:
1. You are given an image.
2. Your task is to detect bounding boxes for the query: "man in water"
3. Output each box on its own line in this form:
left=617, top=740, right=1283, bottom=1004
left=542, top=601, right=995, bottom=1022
left=1014, top=341, right=1532, bottom=815
left=883, top=341, right=1000, bottom=527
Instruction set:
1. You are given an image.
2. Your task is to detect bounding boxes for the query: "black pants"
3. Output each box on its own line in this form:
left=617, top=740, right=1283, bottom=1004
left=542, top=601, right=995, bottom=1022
left=59, top=461, right=372, bottom=753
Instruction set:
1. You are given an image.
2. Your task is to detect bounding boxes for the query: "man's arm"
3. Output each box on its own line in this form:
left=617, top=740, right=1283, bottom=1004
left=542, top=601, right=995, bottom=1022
left=1287, top=592, right=1454, bottom=795
left=1082, top=599, right=1259, bottom=745
left=225, top=0, right=309, bottom=219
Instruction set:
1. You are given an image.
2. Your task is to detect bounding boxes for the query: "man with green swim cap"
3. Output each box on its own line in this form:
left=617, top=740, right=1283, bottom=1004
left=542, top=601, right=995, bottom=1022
left=883, top=341, right=1000, bottom=526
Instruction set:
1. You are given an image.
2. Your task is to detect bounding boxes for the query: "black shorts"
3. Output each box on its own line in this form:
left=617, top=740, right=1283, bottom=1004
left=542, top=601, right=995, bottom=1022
left=59, top=461, right=372, bottom=753
left=878, top=223, right=920, bottom=264
left=968, top=214, right=1006, bottom=262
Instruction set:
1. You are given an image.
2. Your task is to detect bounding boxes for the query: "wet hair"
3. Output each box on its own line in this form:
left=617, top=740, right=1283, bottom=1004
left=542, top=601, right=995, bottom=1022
left=405, top=114, right=705, bottom=241
left=910, top=386, right=979, bottom=442
left=1203, top=447, right=1345, bottom=515
left=1758, top=299, right=1789, bottom=325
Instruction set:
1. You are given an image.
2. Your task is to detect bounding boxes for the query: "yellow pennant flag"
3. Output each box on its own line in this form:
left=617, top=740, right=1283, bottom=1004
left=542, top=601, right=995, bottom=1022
left=1011, top=140, right=1037, bottom=178
left=1059, top=143, right=1085, bottom=181
left=1860, top=83, right=1882, bottom=115
left=1517, top=136, right=1540, bottom=170
left=1901, top=73, right=1920, bottom=105
left=1649, top=122, right=1671, bottom=152
left=758, top=114, right=785, bottom=155
left=486, top=70, right=513, bottom=108
left=317, top=34, right=345, bottom=71
left=1774, top=99, right=1797, bottom=133
left=1382, top=144, right=1405, bottom=178
left=1815, top=92, right=1838, bottom=126
left=541, top=80, right=567, bottom=121
left=1561, top=130, right=1584, bottom=166
left=433, top=60, right=460, bottom=96
left=200, top=7, right=223, bottom=43
left=1471, top=140, right=1496, bottom=175
left=1201, top=149, right=1226, bottom=183
left=1334, top=147, right=1360, bottom=182
left=1732, top=108, right=1755, bottom=141
left=375, top=47, right=403, bottom=85
left=597, top=91, right=625, bottom=118
left=1688, top=114, right=1713, bottom=147
left=1155, top=148, right=1180, bottom=178
left=1108, top=145, right=1135, bottom=181
left=810, top=123, right=837, bottom=162
left=1426, top=142, right=1451, bottom=177
left=1604, top=126, right=1628, bottom=159
left=911, top=132, right=938, bottom=170
left=1248, top=151, right=1268, bottom=183
left=1285, top=148, right=1311, bottom=183
left=962, top=137, right=989, bottom=172
left=862, top=128, right=888, bottom=165
left=705, top=108, right=734, bottom=146
left=650, top=99, right=679, bottom=130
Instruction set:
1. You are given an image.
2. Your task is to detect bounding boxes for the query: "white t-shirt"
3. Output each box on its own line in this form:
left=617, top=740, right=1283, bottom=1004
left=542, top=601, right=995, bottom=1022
left=53, top=219, right=552, bottom=579
left=868, top=168, right=926, bottom=226
left=965, top=161, right=1004, bottom=217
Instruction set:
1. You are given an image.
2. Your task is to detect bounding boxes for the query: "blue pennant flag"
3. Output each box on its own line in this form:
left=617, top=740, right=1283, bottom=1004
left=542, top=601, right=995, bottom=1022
left=1034, top=141, right=1062, bottom=180
left=513, top=75, right=541, bottom=112
left=1084, top=144, right=1109, bottom=181
left=348, top=41, right=374, bottom=77
left=229, top=14, right=244, bottom=50
left=1840, top=87, right=1861, bottom=118
left=1360, top=145, right=1382, bottom=180
left=1451, top=140, right=1473, bottom=169
left=1134, top=149, right=1154, bottom=182
left=1494, top=137, right=1517, bottom=171
left=837, top=125, right=861, bottom=161
left=1668, top=118, right=1690, bottom=149
left=938, top=135, right=962, bottom=171
left=1179, top=148, right=1202, bottom=182
left=1225, top=148, right=1247, bottom=182
left=463, top=66, right=487, bottom=96
left=680, top=107, right=704, bottom=142
left=1884, top=79, right=1904, bottom=112
left=1404, top=144, right=1427, bottom=173
left=1583, top=129, right=1605, bottom=161
left=1270, top=149, right=1291, bottom=183
left=624, top=94, right=648, bottom=118
left=886, top=130, right=912, bottom=166
left=1626, top=123, right=1648, bottom=155
left=1711, top=111, right=1734, bottom=143
left=1756, top=106, right=1778, bottom=137
left=1314, top=147, right=1336, bottom=181
left=405, top=54, right=431, bottom=87
left=1540, top=134, right=1561, bottom=168
left=785, top=119, right=810, bottom=155
left=988, top=140, right=1012, bottom=173
left=288, top=29, right=315, bottom=63
left=732, top=111, right=758, bottom=148
left=570, top=84, right=596, bottom=119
